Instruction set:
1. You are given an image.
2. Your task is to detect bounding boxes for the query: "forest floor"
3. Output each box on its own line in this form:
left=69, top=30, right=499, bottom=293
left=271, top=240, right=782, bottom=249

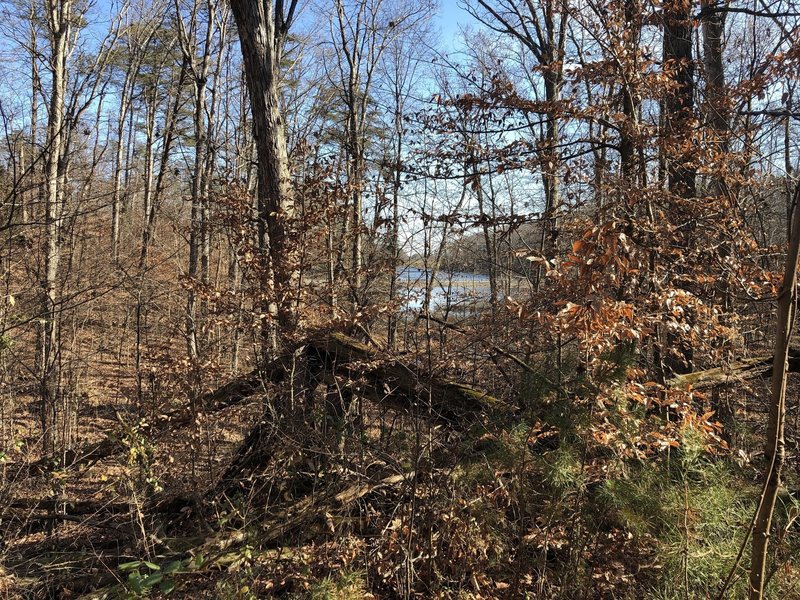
left=2, top=343, right=792, bottom=599
left=1, top=232, right=798, bottom=598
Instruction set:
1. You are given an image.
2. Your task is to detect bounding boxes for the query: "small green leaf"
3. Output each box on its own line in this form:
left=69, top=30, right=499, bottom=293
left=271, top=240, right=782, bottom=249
left=142, top=561, right=160, bottom=571
left=127, top=572, right=144, bottom=594
left=163, top=560, right=182, bottom=575
left=142, top=572, right=163, bottom=587
left=159, top=578, right=176, bottom=595
left=119, top=561, right=141, bottom=572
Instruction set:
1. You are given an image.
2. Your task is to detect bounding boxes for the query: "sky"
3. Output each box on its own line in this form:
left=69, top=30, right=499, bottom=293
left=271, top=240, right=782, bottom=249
left=436, top=0, right=471, bottom=44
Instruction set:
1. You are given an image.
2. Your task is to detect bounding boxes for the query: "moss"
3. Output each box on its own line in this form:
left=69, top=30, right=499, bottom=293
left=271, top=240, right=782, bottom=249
left=667, top=356, right=769, bottom=388
left=442, top=381, right=516, bottom=413
left=308, top=570, right=366, bottom=600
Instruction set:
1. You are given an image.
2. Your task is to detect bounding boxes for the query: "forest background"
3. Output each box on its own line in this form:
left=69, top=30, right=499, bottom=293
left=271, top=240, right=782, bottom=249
left=1, top=0, right=800, bottom=598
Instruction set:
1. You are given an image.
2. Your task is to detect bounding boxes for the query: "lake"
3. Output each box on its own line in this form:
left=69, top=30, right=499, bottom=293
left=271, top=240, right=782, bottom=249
left=397, top=267, right=490, bottom=313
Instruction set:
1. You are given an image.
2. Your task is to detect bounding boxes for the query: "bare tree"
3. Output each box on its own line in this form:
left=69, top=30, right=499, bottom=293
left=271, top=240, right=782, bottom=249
left=110, top=4, right=163, bottom=263
left=379, top=28, right=427, bottom=348
left=176, top=0, right=220, bottom=360
left=38, top=0, right=72, bottom=454
left=229, top=0, right=299, bottom=352
left=326, top=0, right=430, bottom=309
left=39, top=0, right=124, bottom=452
left=465, top=0, right=568, bottom=261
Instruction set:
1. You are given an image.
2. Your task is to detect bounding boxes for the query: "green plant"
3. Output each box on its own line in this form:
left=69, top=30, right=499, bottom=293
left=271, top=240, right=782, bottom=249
left=309, top=570, right=367, bottom=600
left=121, top=419, right=162, bottom=493
left=119, top=559, right=181, bottom=597
left=544, top=445, right=585, bottom=495
left=596, top=451, right=758, bottom=598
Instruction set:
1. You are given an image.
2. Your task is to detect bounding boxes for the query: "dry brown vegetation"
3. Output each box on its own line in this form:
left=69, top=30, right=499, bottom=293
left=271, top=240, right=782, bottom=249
left=3, top=0, right=800, bottom=598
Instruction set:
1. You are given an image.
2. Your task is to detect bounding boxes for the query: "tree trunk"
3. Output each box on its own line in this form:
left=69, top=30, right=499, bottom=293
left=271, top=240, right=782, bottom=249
left=387, top=106, right=403, bottom=349
left=26, top=0, right=40, bottom=226
left=140, top=56, right=189, bottom=268
left=229, top=0, right=298, bottom=352
left=662, top=0, right=696, bottom=376
left=620, top=0, right=641, bottom=181
left=111, top=63, right=137, bottom=263
left=541, top=69, right=562, bottom=261
left=749, top=183, right=800, bottom=599
left=180, top=0, right=217, bottom=362
left=701, top=0, right=728, bottom=176
left=39, top=0, right=72, bottom=455
left=140, top=86, right=157, bottom=242
left=662, top=0, right=696, bottom=197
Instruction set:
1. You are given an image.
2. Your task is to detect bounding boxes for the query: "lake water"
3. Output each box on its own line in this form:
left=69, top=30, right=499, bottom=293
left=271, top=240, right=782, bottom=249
left=397, top=267, right=490, bottom=313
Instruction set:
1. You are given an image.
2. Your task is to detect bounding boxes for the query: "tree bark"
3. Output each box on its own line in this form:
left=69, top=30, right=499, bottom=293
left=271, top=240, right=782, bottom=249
left=662, top=0, right=697, bottom=376
left=178, top=0, right=217, bottom=361
left=110, top=63, right=134, bottom=264
left=620, top=0, right=641, bottom=181
left=39, top=0, right=72, bottom=455
left=229, top=0, right=298, bottom=352
left=749, top=183, right=800, bottom=599
left=139, top=54, right=189, bottom=268
left=662, top=0, right=696, bottom=197
left=701, top=0, right=728, bottom=191
left=26, top=0, right=40, bottom=226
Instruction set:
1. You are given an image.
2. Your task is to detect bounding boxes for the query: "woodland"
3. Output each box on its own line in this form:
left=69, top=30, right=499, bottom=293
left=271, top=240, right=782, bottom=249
left=1, top=0, right=800, bottom=598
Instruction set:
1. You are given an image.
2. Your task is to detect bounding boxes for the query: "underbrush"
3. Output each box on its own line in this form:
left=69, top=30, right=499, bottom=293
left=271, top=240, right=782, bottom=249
left=4, top=343, right=800, bottom=599
left=170, top=415, right=797, bottom=600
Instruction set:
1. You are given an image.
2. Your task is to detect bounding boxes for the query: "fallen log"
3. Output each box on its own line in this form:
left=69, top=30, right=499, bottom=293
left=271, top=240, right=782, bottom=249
left=309, top=332, right=515, bottom=422
left=13, top=332, right=507, bottom=482
left=3, top=498, right=130, bottom=516
left=668, top=345, right=800, bottom=390
left=215, top=332, right=510, bottom=496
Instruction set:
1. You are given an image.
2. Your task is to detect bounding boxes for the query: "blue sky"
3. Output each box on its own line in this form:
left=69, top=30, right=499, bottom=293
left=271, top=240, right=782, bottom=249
left=436, top=0, right=471, bottom=43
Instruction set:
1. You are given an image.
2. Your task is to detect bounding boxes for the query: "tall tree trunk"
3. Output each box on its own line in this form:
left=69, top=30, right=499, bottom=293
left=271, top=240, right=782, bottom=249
left=111, top=63, right=137, bottom=264
left=749, top=183, right=800, bottom=599
left=387, top=102, right=403, bottom=350
left=335, top=0, right=366, bottom=308
left=229, top=0, right=298, bottom=353
left=540, top=0, right=567, bottom=263
left=474, top=163, right=498, bottom=313
left=179, top=0, right=217, bottom=362
left=26, top=0, right=40, bottom=226
left=39, top=0, right=72, bottom=455
left=541, top=68, right=562, bottom=261
left=663, top=0, right=696, bottom=197
left=140, top=56, right=189, bottom=268
left=701, top=0, right=728, bottom=196
left=662, top=0, right=696, bottom=375
left=785, top=85, right=795, bottom=243
left=141, top=87, right=157, bottom=238
left=620, top=0, right=641, bottom=181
